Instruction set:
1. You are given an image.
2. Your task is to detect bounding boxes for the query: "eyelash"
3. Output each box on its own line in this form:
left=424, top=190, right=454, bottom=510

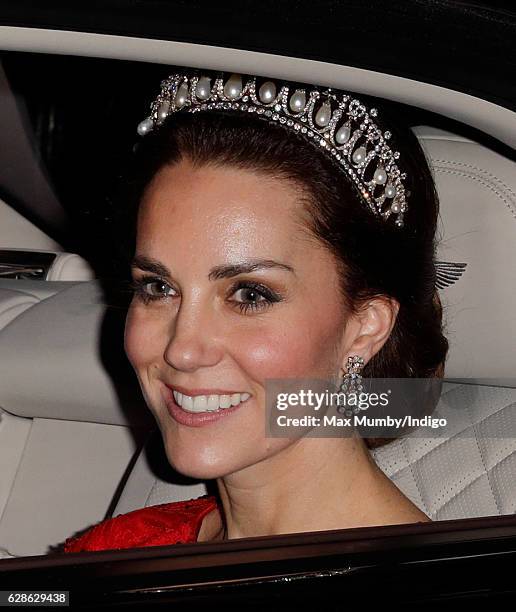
left=128, top=276, right=173, bottom=305
left=231, top=281, right=281, bottom=314
left=128, top=275, right=281, bottom=314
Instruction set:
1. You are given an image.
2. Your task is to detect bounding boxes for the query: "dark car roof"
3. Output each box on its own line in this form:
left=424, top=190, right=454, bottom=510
left=0, top=0, right=515, bottom=111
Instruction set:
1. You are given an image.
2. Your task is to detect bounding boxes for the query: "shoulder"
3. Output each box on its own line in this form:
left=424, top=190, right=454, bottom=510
left=63, top=495, right=218, bottom=553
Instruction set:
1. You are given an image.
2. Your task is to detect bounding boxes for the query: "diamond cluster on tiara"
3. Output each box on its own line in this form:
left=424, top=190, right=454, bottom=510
left=137, top=72, right=409, bottom=228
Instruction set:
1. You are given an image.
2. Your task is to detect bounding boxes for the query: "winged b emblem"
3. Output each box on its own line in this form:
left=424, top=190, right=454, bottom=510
left=434, top=260, right=468, bottom=289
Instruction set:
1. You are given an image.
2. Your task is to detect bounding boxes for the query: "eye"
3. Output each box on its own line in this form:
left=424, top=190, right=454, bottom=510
left=129, top=276, right=175, bottom=303
left=229, top=281, right=282, bottom=314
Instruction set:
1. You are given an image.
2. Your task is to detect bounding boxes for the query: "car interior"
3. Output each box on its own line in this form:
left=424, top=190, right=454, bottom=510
left=0, top=38, right=516, bottom=560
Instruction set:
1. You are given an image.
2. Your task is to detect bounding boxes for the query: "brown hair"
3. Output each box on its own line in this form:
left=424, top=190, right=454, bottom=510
left=115, top=94, right=448, bottom=449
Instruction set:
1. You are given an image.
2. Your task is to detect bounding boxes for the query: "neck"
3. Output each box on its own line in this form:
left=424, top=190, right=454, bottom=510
left=214, top=434, right=422, bottom=541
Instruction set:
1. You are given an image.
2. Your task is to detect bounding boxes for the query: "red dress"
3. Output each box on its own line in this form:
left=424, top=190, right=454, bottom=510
left=63, top=495, right=219, bottom=553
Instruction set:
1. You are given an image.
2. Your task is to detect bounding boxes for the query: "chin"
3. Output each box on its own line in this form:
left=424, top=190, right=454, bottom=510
left=170, top=462, right=226, bottom=481
left=159, top=429, right=241, bottom=480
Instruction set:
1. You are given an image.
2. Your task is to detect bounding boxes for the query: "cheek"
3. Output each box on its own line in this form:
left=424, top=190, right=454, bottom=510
left=124, top=304, right=167, bottom=369
left=238, top=317, right=340, bottom=382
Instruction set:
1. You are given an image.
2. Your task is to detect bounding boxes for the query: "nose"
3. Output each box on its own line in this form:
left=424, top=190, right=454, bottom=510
left=163, top=293, right=224, bottom=372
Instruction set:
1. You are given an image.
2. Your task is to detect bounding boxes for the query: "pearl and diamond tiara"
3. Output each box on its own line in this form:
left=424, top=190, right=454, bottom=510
left=136, top=70, right=410, bottom=228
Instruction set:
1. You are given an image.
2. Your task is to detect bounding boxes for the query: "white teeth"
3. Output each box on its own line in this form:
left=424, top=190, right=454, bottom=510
left=219, top=395, right=231, bottom=409
left=173, top=390, right=251, bottom=413
left=182, top=394, right=194, bottom=411
left=193, top=395, right=207, bottom=411
left=207, top=394, right=220, bottom=411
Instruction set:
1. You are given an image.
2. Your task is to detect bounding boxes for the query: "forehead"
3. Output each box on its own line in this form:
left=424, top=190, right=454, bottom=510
left=136, top=160, right=316, bottom=256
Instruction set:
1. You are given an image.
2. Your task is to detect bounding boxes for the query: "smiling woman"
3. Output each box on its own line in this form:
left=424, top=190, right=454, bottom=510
left=63, top=68, right=448, bottom=553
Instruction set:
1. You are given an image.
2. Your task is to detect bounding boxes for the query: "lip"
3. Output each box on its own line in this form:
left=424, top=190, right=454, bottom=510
left=160, top=383, right=250, bottom=427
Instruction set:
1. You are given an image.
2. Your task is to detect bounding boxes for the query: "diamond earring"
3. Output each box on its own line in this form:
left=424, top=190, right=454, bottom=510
left=336, top=355, right=365, bottom=416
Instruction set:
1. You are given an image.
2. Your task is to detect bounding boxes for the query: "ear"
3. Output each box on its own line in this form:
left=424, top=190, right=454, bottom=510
left=339, top=297, right=399, bottom=372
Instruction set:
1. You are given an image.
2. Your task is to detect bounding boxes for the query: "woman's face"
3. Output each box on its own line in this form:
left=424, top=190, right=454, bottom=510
left=125, top=158, right=356, bottom=479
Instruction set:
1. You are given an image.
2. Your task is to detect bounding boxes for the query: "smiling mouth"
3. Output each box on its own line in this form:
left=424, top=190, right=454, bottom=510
left=171, top=389, right=252, bottom=413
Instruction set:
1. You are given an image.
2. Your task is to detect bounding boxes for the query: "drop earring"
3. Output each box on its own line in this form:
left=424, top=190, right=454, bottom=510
left=336, top=355, right=364, bottom=416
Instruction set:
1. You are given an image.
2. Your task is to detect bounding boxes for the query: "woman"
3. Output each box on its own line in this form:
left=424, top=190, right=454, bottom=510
left=63, top=70, right=447, bottom=553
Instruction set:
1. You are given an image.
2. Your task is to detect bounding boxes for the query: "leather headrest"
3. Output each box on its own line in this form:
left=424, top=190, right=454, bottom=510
left=415, top=127, right=516, bottom=383
left=0, top=279, right=154, bottom=426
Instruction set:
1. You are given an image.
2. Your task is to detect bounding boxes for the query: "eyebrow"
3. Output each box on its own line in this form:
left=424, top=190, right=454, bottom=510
left=130, top=255, right=296, bottom=280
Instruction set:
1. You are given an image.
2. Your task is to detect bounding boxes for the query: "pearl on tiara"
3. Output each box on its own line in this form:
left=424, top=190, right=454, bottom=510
left=137, top=71, right=409, bottom=228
